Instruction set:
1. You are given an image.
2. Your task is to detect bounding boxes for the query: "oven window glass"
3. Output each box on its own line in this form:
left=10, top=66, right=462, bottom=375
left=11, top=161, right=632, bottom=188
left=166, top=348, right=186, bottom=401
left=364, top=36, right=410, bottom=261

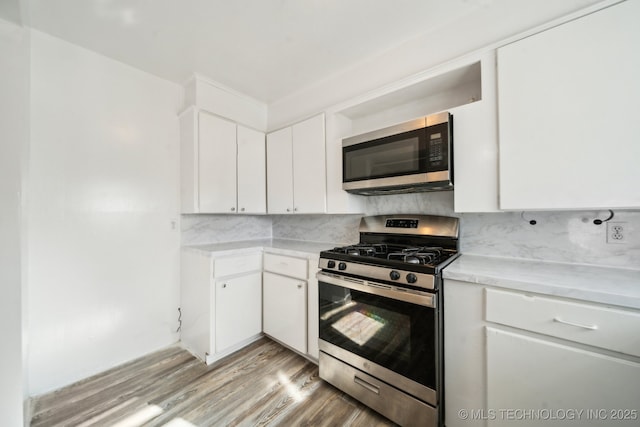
left=319, top=281, right=436, bottom=390
left=343, top=130, right=425, bottom=181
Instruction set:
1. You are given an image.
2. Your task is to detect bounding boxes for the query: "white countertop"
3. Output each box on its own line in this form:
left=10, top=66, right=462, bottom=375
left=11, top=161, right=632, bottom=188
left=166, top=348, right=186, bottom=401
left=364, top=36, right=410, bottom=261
left=182, top=238, right=336, bottom=259
left=443, top=254, right=640, bottom=310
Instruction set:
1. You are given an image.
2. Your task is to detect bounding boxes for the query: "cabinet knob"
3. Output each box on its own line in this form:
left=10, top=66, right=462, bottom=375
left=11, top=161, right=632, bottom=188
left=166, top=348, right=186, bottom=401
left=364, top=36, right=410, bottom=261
left=297, top=283, right=303, bottom=289
left=294, top=207, right=298, bottom=212
left=231, top=207, right=236, bottom=212
left=286, top=208, right=291, bottom=212
left=222, top=283, right=227, bottom=288
left=240, top=207, right=245, bottom=212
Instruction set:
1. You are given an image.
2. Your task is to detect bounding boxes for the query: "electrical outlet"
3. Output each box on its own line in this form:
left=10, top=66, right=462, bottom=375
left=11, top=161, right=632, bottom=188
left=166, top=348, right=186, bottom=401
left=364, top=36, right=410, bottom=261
left=607, top=222, right=627, bottom=244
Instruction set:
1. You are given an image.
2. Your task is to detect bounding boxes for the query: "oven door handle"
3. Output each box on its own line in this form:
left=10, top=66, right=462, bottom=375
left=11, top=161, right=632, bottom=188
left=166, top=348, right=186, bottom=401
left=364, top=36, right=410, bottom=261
left=316, top=271, right=436, bottom=308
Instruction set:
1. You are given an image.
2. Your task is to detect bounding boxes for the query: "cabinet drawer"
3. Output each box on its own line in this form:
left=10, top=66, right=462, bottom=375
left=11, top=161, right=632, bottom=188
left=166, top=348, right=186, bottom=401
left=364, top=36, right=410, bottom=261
left=213, top=252, right=262, bottom=277
left=485, top=288, right=640, bottom=357
left=263, top=253, right=308, bottom=279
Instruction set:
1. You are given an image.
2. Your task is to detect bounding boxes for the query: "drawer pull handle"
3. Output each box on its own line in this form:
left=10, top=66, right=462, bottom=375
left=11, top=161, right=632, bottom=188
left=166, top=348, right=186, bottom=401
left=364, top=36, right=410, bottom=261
left=553, top=317, right=598, bottom=330
left=354, top=376, right=380, bottom=395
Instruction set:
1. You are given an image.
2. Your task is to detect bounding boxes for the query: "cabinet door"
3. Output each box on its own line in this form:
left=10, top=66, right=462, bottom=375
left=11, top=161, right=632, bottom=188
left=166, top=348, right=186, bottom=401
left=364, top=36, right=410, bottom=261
left=292, top=114, right=326, bottom=213
left=215, top=272, right=262, bottom=354
left=198, top=111, right=237, bottom=213
left=498, top=1, right=640, bottom=210
left=307, top=269, right=319, bottom=359
left=266, top=127, right=294, bottom=213
left=486, top=327, right=640, bottom=426
left=452, top=52, right=499, bottom=213
left=237, top=125, right=266, bottom=214
left=444, top=280, right=487, bottom=427
left=180, top=249, right=213, bottom=360
left=263, top=272, right=306, bottom=354
left=179, top=109, right=198, bottom=213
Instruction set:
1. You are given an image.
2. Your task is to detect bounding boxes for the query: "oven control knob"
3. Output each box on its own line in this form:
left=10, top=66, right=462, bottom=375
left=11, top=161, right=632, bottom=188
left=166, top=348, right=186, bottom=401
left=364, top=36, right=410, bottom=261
left=338, top=262, right=347, bottom=271
left=389, top=270, right=401, bottom=280
left=327, top=260, right=336, bottom=268
left=406, top=273, right=418, bottom=284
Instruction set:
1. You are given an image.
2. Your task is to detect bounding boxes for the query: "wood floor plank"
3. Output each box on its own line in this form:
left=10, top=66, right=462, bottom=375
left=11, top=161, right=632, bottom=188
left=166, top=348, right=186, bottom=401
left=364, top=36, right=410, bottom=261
left=31, top=350, right=196, bottom=427
left=145, top=340, right=300, bottom=425
left=29, top=337, right=397, bottom=427
left=33, top=346, right=186, bottom=410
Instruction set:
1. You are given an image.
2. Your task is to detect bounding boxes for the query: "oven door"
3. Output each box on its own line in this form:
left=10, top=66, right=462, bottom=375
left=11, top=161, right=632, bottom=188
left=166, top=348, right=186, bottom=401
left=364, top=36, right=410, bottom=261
left=317, top=271, right=439, bottom=406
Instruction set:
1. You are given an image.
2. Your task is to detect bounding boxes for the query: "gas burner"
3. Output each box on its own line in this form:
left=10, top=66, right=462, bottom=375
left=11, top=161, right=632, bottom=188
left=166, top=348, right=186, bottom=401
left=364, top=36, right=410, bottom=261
left=400, top=246, right=443, bottom=256
left=387, top=246, right=445, bottom=265
left=332, top=244, right=387, bottom=257
left=387, top=252, right=436, bottom=265
left=321, top=215, right=459, bottom=282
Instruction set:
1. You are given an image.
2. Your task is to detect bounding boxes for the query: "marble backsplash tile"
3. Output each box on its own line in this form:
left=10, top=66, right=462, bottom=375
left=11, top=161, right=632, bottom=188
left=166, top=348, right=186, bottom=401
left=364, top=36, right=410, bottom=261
left=366, top=192, right=640, bottom=269
left=460, top=210, right=640, bottom=269
left=181, top=214, right=272, bottom=245
left=180, top=192, right=640, bottom=270
left=271, top=214, right=361, bottom=245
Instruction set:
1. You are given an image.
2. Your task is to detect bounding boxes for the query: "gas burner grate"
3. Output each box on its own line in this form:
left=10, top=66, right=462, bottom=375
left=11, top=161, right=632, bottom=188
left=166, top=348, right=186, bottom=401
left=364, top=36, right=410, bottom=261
left=332, top=244, right=388, bottom=257
left=387, top=246, right=445, bottom=265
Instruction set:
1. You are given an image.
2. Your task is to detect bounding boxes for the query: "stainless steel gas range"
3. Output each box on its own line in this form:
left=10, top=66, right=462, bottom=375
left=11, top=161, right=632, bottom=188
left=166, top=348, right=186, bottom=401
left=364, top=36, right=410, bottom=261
left=317, top=214, right=460, bottom=427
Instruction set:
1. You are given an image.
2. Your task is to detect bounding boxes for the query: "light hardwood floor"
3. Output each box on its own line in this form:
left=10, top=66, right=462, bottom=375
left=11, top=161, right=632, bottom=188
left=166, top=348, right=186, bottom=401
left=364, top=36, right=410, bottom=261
left=30, top=337, right=396, bottom=426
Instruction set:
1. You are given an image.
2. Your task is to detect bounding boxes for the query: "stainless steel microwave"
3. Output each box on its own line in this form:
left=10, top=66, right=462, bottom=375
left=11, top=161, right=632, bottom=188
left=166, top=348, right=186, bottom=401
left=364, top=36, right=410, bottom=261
left=342, top=112, right=453, bottom=195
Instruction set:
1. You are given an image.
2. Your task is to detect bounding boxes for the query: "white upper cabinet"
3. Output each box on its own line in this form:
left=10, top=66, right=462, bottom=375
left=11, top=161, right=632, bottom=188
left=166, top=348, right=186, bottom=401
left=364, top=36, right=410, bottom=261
left=292, top=114, right=327, bottom=213
left=266, top=114, right=327, bottom=214
left=180, top=108, right=266, bottom=214
left=497, top=1, right=640, bottom=210
left=198, top=111, right=237, bottom=213
left=237, top=125, right=266, bottom=214
left=266, top=126, right=294, bottom=213
left=450, top=52, right=500, bottom=212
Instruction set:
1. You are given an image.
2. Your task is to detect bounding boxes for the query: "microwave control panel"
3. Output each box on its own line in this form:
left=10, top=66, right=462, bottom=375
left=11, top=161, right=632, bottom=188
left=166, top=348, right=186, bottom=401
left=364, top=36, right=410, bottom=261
left=426, top=122, right=450, bottom=171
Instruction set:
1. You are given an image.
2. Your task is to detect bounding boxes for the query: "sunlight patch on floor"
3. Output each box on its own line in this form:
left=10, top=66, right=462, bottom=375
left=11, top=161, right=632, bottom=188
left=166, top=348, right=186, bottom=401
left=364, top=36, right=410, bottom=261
left=111, top=404, right=163, bottom=427
left=163, top=417, right=198, bottom=427
left=277, top=371, right=305, bottom=403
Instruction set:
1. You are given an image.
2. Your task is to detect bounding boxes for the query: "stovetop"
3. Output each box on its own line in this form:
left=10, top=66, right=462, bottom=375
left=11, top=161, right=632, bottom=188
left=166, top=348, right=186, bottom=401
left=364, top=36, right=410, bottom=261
left=320, top=244, right=459, bottom=278
left=327, top=243, right=457, bottom=267
left=318, top=215, right=460, bottom=289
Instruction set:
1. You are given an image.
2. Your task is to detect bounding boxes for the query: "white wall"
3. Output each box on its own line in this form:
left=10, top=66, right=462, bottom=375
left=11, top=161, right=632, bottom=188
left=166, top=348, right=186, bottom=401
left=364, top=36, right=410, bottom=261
left=0, top=17, right=28, bottom=426
left=28, top=30, right=182, bottom=395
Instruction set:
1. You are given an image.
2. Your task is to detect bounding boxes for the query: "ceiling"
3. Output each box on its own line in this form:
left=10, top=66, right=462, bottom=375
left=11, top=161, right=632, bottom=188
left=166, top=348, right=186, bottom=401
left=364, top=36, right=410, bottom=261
left=20, top=0, right=605, bottom=104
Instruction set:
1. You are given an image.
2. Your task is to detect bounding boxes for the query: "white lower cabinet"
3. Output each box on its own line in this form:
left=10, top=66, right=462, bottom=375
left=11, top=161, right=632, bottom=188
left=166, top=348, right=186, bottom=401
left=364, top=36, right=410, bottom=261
left=262, top=251, right=318, bottom=357
left=180, top=249, right=263, bottom=364
left=486, top=327, right=640, bottom=427
left=307, top=263, right=319, bottom=360
left=444, top=279, right=640, bottom=427
left=215, top=273, right=262, bottom=354
left=263, top=272, right=307, bottom=354
left=182, top=248, right=320, bottom=363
